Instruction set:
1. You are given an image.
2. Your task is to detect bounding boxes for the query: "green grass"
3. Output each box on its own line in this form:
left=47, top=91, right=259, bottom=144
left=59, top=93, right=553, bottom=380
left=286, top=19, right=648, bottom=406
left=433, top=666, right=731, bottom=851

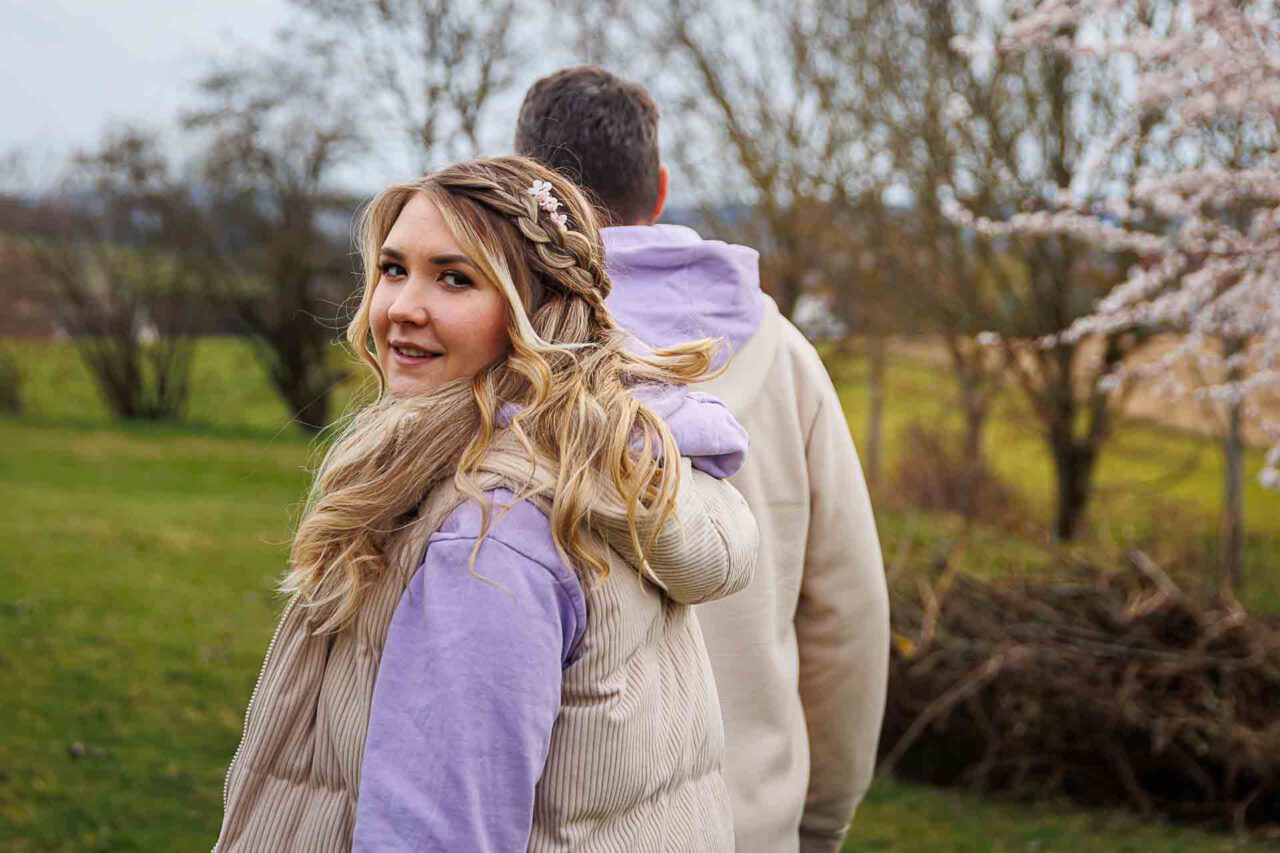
left=3, top=337, right=1278, bottom=848
left=845, top=779, right=1275, bottom=851
left=3, top=417, right=1273, bottom=851
left=0, top=420, right=312, bottom=850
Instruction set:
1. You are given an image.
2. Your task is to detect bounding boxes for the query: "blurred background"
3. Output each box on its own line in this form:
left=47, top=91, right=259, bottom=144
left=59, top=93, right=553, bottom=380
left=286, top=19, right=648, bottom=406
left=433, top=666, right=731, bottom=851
left=2, top=0, right=1279, bottom=849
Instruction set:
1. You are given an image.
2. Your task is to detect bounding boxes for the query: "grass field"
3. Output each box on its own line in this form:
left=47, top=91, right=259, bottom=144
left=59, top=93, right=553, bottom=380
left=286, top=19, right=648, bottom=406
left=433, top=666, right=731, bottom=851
left=823, top=350, right=1280, bottom=614
left=2, top=337, right=1278, bottom=850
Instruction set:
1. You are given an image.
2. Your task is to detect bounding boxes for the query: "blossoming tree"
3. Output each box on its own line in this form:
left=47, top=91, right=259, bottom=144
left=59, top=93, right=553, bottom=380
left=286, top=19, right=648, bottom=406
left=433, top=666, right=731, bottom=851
left=957, top=0, right=1279, bottom=588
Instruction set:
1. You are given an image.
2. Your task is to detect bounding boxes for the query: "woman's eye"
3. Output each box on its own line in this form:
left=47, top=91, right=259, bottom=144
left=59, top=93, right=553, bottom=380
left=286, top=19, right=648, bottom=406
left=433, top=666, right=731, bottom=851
left=379, top=261, right=406, bottom=279
left=441, top=270, right=472, bottom=290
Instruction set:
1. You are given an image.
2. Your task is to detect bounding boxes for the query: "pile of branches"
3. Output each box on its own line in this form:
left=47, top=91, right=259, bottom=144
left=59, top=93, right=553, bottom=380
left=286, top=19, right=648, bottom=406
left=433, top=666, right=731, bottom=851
left=880, top=551, right=1280, bottom=830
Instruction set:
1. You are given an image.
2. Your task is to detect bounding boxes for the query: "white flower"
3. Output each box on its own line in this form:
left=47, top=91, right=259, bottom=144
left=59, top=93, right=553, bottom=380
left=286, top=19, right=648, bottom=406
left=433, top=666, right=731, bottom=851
left=528, top=179, right=564, bottom=216
left=550, top=212, right=568, bottom=229
left=1260, top=465, right=1280, bottom=491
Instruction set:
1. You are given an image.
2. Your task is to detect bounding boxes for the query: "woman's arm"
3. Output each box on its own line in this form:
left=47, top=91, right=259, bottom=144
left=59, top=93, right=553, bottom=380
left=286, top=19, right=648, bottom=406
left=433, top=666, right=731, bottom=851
left=488, top=388, right=759, bottom=606
left=609, top=387, right=761, bottom=605
left=353, top=496, right=585, bottom=851
left=631, top=458, right=759, bottom=605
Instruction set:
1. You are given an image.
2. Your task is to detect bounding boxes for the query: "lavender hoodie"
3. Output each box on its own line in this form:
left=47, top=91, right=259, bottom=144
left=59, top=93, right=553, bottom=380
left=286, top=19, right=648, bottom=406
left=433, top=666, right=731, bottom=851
left=602, top=224, right=765, bottom=357
left=353, top=391, right=749, bottom=851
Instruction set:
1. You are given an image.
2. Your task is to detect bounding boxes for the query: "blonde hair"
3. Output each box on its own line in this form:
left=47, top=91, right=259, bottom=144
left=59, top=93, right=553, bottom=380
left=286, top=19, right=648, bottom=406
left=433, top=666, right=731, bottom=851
left=283, top=156, right=719, bottom=632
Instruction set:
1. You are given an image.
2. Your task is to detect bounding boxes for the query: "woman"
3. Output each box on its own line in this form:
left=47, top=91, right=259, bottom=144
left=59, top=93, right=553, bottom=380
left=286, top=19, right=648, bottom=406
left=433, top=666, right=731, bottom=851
left=216, top=156, right=757, bottom=851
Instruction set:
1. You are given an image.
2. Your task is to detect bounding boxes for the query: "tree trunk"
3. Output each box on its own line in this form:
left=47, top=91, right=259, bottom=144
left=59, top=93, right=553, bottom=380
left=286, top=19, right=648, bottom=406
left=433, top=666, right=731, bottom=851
left=80, top=336, right=142, bottom=420
left=280, top=376, right=331, bottom=434
left=1221, top=344, right=1245, bottom=592
left=866, top=334, right=887, bottom=488
left=1221, top=403, right=1244, bottom=592
left=960, top=392, right=987, bottom=519
left=962, top=400, right=986, bottom=466
left=1049, top=434, right=1095, bottom=541
left=774, top=276, right=801, bottom=321
left=957, top=359, right=989, bottom=517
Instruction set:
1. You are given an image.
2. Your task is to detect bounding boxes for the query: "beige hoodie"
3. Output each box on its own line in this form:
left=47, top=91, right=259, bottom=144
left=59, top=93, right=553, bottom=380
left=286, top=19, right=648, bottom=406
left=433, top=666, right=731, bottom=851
left=698, top=298, right=890, bottom=852
left=606, top=225, right=890, bottom=852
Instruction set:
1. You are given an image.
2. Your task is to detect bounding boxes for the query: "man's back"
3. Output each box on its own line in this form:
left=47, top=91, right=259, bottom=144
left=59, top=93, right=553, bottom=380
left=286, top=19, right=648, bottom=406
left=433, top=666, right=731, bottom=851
left=604, top=225, right=890, bottom=852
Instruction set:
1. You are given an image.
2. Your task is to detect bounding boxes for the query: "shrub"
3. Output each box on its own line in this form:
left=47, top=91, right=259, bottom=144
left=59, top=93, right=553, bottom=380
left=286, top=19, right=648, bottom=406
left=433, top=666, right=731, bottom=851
left=890, top=422, right=1018, bottom=523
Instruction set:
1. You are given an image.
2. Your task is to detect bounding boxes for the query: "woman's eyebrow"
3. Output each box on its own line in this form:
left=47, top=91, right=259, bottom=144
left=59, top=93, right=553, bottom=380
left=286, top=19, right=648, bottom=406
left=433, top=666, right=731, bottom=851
left=428, top=253, right=475, bottom=269
left=378, top=246, right=475, bottom=270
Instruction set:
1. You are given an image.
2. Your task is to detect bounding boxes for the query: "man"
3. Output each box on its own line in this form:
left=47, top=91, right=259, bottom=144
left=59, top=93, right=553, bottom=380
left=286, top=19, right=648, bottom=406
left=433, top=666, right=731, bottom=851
left=515, top=66, right=889, bottom=853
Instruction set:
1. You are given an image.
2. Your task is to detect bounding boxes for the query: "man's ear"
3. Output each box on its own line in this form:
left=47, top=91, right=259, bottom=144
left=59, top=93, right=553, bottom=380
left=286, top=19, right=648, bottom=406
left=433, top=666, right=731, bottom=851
left=649, top=164, right=669, bottom=224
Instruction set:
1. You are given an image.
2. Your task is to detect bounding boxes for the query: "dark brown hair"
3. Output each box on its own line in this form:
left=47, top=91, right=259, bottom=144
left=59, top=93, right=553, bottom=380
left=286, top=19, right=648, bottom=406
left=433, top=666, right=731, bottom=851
left=515, top=66, right=661, bottom=227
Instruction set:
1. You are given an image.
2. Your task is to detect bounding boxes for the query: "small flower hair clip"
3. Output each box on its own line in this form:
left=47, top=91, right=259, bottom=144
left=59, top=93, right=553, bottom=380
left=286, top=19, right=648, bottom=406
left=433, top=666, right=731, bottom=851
left=527, top=179, right=570, bottom=229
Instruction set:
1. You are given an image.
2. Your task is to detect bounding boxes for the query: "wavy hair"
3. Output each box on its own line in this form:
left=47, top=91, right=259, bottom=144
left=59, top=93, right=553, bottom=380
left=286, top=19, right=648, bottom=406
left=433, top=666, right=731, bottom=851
left=282, top=156, right=719, bottom=632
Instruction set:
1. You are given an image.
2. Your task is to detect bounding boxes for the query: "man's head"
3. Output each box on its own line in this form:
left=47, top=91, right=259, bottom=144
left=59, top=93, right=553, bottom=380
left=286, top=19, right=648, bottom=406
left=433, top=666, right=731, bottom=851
left=515, top=65, right=668, bottom=227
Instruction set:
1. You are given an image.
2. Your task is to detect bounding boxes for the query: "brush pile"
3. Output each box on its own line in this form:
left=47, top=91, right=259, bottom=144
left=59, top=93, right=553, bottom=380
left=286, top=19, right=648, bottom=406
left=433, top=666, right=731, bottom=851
left=880, top=551, right=1280, bottom=830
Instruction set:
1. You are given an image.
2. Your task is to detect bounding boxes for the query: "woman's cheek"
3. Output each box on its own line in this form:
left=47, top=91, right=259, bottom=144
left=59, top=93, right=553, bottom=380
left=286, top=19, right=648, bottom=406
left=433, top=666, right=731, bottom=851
left=479, top=296, right=512, bottom=362
left=368, top=288, right=393, bottom=360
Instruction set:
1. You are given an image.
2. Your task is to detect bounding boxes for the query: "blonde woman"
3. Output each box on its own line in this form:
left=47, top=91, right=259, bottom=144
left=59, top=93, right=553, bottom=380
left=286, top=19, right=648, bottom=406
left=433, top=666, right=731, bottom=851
left=216, top=156, right=757, bottom=851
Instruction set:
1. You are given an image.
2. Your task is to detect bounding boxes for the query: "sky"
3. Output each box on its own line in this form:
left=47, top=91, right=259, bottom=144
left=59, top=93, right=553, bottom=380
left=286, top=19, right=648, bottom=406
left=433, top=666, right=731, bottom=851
left=0, top=0, right=723, bottom=205
left=0, top=0, right=593, bottom=195
left=0, top=0, right=295, bottom=187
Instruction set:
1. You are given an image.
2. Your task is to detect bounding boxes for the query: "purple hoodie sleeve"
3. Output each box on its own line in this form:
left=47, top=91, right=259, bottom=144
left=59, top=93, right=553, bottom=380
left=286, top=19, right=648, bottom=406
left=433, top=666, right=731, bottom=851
left=616, top=383, right=748, bottom=478
left=495, top=386, right=750, bottom=480
left=353, top=493, right=585, bottom=851
left=636, top=386, right=749, bottom=479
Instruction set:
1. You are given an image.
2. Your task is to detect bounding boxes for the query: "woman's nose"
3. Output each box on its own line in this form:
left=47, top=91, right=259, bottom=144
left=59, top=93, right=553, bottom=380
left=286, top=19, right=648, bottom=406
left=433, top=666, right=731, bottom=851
left=387, top=280, right=431, bottom=326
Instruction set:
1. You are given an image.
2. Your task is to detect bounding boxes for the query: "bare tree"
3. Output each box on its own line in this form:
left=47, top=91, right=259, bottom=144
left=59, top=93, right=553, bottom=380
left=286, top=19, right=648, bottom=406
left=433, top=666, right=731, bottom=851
left=606, top=0, right=903, bottom=481
left=822, top=194, right=915, bottom=488
left=186, top=38, right=364, bottom=432
left=928, top=2, right=1179, bottom=541
left=845, top=0, right=1012, bottom=493
left=290, top=0, right=525, bottom=173
left=22, top=128, right=202, bottom=421
left=653, top=0, right=885, bottom=320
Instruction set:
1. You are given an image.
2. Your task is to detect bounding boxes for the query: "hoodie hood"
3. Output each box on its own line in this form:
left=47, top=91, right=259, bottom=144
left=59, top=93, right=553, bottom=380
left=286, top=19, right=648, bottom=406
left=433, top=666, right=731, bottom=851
left=603, top=224, right=766, bottom=357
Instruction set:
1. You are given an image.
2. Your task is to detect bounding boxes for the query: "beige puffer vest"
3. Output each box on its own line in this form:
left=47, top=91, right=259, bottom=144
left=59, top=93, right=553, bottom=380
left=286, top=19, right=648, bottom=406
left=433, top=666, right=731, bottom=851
left=216, top=442, right=757, bottom=851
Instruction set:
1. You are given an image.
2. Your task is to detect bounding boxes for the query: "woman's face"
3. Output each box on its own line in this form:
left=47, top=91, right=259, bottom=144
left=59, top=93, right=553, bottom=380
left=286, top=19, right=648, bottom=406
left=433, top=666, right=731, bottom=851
left=370, top=193, right=511, bottom=397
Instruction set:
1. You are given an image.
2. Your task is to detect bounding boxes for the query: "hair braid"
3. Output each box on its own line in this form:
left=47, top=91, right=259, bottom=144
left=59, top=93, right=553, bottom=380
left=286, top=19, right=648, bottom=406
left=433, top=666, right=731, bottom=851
left=440, top=170, right=614, bottom=314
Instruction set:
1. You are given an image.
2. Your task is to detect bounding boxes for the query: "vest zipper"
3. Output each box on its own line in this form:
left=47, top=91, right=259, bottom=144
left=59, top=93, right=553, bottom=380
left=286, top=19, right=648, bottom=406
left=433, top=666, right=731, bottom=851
left=214, top=595, right=300, bottom=851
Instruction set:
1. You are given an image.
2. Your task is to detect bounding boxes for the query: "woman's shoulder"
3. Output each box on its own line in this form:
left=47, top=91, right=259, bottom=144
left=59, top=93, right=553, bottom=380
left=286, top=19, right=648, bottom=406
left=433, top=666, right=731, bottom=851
left=432, top=488, right=572, bottom=582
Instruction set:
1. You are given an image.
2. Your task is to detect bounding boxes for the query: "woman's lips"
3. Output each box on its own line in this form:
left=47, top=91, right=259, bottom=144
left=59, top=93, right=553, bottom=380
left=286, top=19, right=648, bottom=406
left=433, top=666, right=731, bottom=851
left=391, top=345, right=442, bottom=367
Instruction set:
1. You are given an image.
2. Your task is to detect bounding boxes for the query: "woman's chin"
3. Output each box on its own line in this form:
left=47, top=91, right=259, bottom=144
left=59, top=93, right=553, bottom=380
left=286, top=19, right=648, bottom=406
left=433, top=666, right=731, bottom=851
left=387, top=368, right=445, bottom=398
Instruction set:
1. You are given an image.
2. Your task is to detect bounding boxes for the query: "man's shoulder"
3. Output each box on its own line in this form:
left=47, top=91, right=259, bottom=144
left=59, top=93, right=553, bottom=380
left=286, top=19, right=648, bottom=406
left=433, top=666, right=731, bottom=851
left=740, top=311, right=835, bottom=408
left=774, top=315, right=829, bottom=374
